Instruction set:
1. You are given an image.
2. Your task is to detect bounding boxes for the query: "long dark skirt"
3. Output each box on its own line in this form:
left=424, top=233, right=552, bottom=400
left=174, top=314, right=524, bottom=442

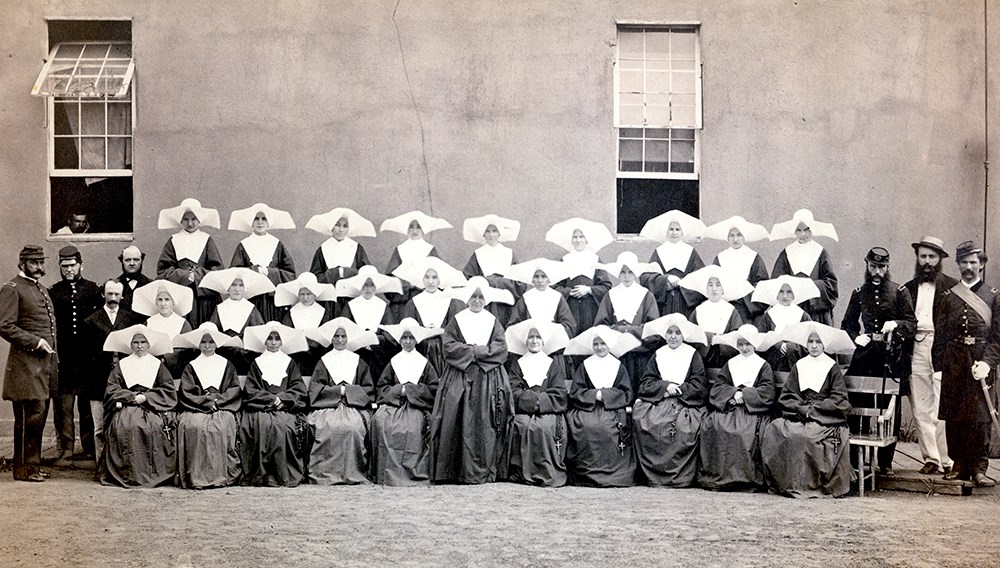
left=761, top=418, right=851, bottom=498
left=238, top=410, right=308, bottom=487
left=307, top=406, right=370, bottom=485
left=102, top=408, right=177, bottom=488
left=370, top=403, right=432, bottom=486
left=176, top=410, right=241, bottom=489
left=507, top=413, right=568, bottom=487
left=417, top=336, right=447, bottom=379
left=699, top=407, right=770, bottom=490
left=565, top=406, right=635, bottom=487
left=632, top=397, right=704, bottom=487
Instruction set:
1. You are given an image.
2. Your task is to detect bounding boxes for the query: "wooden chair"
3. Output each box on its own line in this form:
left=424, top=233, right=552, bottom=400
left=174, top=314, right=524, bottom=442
left=845, top=374, right=900, bottom=496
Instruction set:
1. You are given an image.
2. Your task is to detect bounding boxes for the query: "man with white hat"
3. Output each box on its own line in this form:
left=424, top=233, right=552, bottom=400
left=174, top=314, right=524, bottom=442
left=902, top=236, right=958, bottom=475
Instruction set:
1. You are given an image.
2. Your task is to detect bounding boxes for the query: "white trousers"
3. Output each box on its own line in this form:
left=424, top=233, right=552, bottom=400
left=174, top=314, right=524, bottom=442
left=908, top=333, right=951, bottom=468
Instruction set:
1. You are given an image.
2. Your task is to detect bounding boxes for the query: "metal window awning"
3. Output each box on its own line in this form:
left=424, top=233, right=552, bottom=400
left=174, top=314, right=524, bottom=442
left=31, top=42, right=134, bottom=98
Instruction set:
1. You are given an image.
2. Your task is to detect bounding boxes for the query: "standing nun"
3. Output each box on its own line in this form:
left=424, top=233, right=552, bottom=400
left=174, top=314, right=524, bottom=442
left=705, top=215, right=771, bottom=323
left=760, top=322, right=853, bottom=498
left=156, top=198, right=224, bottom=327
left=370, top=318, right=442, bottom=486
left=430, top=276, right=515, bottom=484
left=201, top=267, right=273, bottom=374
left=239, top=322, right=310, bottom=487
left=769, top=209, right=840, bottom=326
left=678, top=265, right=753, bottom=369
left=306, top=318, right=378, bottom=485
left=101, top=325, right=178, bottom=488
left=228, top=203, right=297, bottom=323
left=381, top=210, right=453, bottom=321
left=132, top=280, right=194, bottom=379
left=337, top=265, right=403, bottom=379
left=462, top=214, right=524, bottom=328
left=504, top=319, right=571, bottom=487
left=563, top=326, right=641, bottom=487
left=698, top=324, right=777, bottom=491
left=545, top=217, right=615, bottom=334
left=307, top=207, right=376, bottom=315
left=751, top=275, right=819, bottom=373
left=507, top=258, right=577, bottom=338
left=174, top=323, right=244, bottom=489
left=632, top=314, right=709, bottom=487
left=395, top=256, right=468, bottom=376
left=276, top=273, right=338, bottom=375
left=638, top=210, right=707, bottom=317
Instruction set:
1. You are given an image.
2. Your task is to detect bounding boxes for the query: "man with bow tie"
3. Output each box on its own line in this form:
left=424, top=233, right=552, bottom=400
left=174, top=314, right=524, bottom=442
left=113, top=246, right=151, bottom=313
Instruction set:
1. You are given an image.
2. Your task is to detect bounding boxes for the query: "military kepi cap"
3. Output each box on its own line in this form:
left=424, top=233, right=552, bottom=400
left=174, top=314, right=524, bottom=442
left=58, top=245, right=81, bottom=264
left=955, top=241, right=984, bottom=260
left=18, top=245, right=46, bottom=261
left=911, top=236, right=948, bottom=258
left=865, top=247, right=890, bottom=265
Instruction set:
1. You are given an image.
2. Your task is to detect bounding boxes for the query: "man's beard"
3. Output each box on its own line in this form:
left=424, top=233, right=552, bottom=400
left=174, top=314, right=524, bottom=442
left=914, top=260, right=942, bottom=283
left=865, top=269, right=891, bottom=290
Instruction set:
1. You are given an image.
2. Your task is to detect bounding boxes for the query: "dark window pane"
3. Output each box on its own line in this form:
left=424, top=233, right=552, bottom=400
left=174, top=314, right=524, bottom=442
left=616, top=178, right=699, bottom=233
left=54, top=102, right=78, bottom=135
left=54, top=137, right=79, bottom=169
left=50, top=176, right=133, bottom=233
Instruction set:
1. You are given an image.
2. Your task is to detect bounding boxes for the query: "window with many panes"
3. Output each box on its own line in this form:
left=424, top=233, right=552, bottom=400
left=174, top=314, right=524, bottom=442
left=34, top=20, right=134, bottom=238
left=615, top=25, right=701, bottom=233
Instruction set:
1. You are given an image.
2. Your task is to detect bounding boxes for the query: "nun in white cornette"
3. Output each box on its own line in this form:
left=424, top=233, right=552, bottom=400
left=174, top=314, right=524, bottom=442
left=337, top=265, right=403, bottom=379
left=462, top=214, right=524, bottom=328
left=769, top=209, right=839, bottom=326
left=201, top=267, right=273, bottom=374
left=307, top=207, right=376, bottom=315
left=395, top=256, right=468, bottom=377
left=381, top=210, right=452, bottom=322
left=503, top=319, right=570, bottom=487
left=698, top=325, right=777, bottom=491
left=545, top=217, right=615, bottom=335
left=637, top=210, right=707, bottom=317
left=678, top=264, right=753, bottom=369
left=156, top=198, right=225, bottom=327
left=174, top=323, right=244, bottom=489
left=632, top=314, right=709, bottom=488
left=563, top=326, right=641, bottom=487
left=370, top=318, right=441, bottom=486
left=507, top=258, right=577, bottom=338
left=228, top=203, right=297, bottom=323
left=704, top=215, right=771, bottom=323
left=306, top=318, right=378, bottom=485
left=751, top=275, right=819, bottom=373
left=276, top=273, right=338, bottom=375
left=132, top=280, right=194, bottom=379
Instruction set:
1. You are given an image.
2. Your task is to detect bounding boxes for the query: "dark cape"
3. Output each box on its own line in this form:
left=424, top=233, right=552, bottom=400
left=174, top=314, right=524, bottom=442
left=593, top=284, right=661, bottom=396
left=462, top=250, right=524, bottom=328
left=306, top=352, right=375, bottom=485
left=101, top=358, right=178, bottom=488
left=401, top=292, right=465, bottom=377
left=771, top=246, right=838, bottom=326
left=369, top=355, right=439, bottom=486
left=504, top=355, right=569, bottom=487
left=176, top=358, right=242, bottom=489
left=640, top=247, right=705, bottom=317
left=230, top=238, right=297, bottom=323
left=156, top=234, right=225, bottom=327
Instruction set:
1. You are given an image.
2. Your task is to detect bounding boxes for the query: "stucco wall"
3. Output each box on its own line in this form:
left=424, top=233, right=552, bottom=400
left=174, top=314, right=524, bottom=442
left=0, top=0, right=997, bottom=420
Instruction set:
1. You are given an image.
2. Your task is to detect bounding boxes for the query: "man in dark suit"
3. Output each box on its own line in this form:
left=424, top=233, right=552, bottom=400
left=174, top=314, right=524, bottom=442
left=902, top=236, right=958, bottom=475
left=47, top=245, right=103, bottom=465
left=82, top=280, right=144, bottom=464
left=113, top=245, right=150, bottom=313
left=0, top=245, right=58, bottom=482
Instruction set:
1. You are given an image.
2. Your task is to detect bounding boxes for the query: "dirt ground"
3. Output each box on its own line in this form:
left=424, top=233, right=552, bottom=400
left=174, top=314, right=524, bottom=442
left=1, top=458, right=998, bottom=568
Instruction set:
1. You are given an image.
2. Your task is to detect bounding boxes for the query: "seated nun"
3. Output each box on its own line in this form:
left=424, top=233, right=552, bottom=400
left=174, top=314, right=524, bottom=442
left=174, top=323, right=244, bottom=489
left=201, top=267, right=273, bottom=374
left=503, top=319, right=571, bottom=487
left=637, top=210, right=707, bottom=317
left=306, top=207, right=376, bottom=315
left=395, top=256, right=468, bottom=377
left=239, top=322, right=310, bottom=487
left=563, top=326, right=641, bottom=487
left=678, top=265, right=752, bottom=369
left=698, top=324, right=777, bottom=491
left=380, top=211, right=452, bottom=322
left=462, top=214, right=524, bottom=328
left=132, top=280, right=194, bottom=379
left=632, top=314, right=709, bottom=488
left=760, top=322, right=853, bottom=498
left=101, top=325, right=178, bottom=488
left=430, top=276, right=515, bottom=485
left=704, top=215, right=771, bottom=323
left=369, top=318, right=442, bottom=486
left=277, top=273, right=338, bottom=375
left=227, top=203, right=297, bottom=323
left=156, top=198, right=225, bottom=327
left=751, top=275, right=819, bottom=373
left=306, top=318, right=378, bottom=485
left=337, top=265, right=403, bottom=379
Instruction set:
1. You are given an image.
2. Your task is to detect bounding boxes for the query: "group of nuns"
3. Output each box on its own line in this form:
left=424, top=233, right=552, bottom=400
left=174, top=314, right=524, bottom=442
left=100, top=198, right=854, bottom=498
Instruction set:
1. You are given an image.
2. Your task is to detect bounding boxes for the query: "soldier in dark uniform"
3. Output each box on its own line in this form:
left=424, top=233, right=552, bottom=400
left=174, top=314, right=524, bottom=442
left=47, top=245, right=103, bottom=465
left=840, top=247, right=916, bottom=475
left=113, top=245, right=151, bottom=313
left=933, top=241, right=999, bottom=487
left=0, top=245, right=58, bottom=482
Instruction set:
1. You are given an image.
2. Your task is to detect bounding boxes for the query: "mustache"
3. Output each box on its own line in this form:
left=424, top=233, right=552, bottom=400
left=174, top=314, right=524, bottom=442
left=106, top=299, right=120, bottom=307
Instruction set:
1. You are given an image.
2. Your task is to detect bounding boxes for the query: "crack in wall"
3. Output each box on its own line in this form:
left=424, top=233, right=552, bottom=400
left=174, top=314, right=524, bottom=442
left=392, top=0, right=434, bottom=214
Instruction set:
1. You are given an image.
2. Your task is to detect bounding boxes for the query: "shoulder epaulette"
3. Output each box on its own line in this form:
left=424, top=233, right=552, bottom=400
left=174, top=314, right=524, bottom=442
left=3, top=281, right=16, bottom=289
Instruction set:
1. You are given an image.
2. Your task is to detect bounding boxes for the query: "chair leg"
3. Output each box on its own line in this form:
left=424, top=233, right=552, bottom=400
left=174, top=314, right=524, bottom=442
left=856, top=445, right=865, bottom=497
